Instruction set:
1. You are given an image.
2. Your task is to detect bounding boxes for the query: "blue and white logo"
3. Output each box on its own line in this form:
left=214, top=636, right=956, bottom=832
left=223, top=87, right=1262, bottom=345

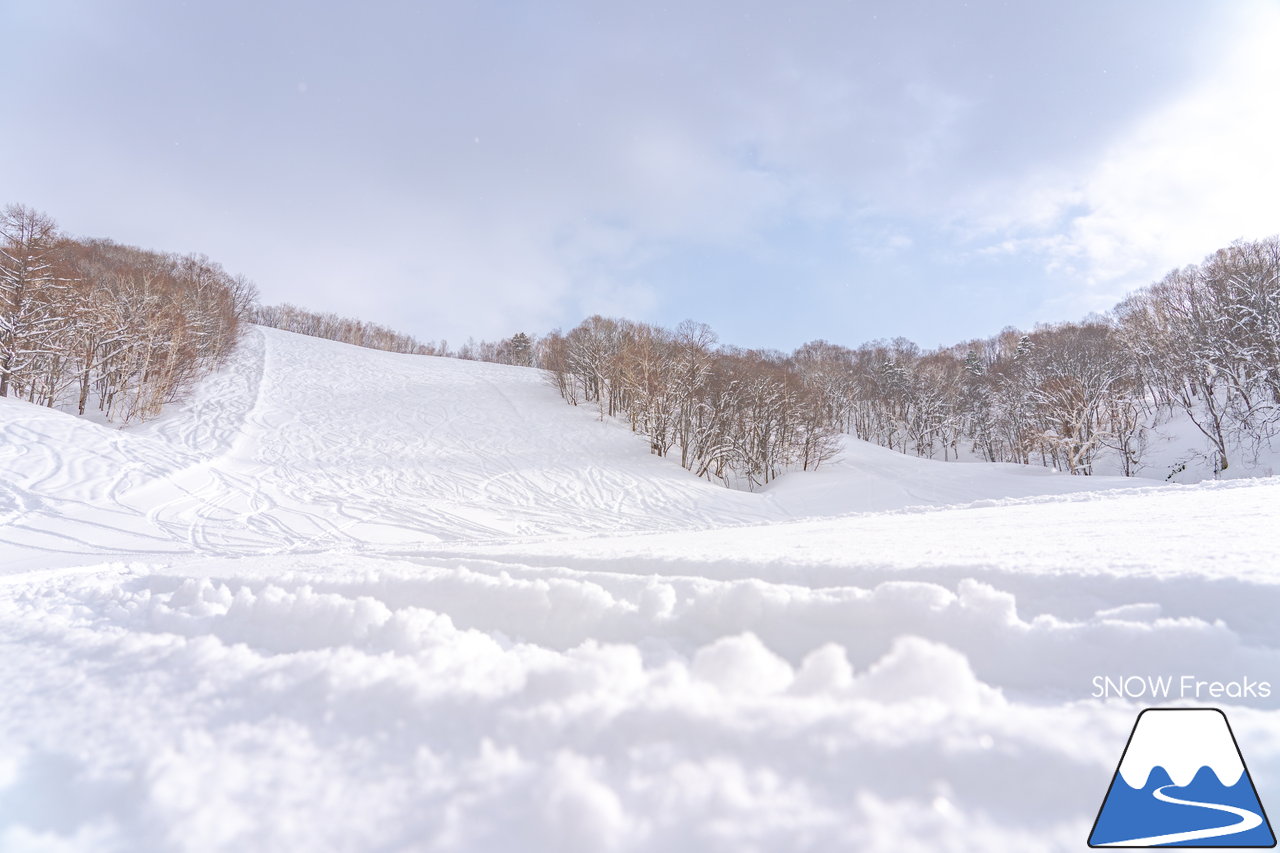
left=1090, top=708, right=1276, bottom=847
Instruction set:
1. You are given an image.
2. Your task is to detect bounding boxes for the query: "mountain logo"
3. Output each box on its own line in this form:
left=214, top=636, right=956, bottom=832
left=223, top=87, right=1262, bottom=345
left=1089, top=708, right=1276, bottom=847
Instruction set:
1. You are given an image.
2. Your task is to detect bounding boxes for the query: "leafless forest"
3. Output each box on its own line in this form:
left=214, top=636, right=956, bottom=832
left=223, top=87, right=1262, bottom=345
left=250, top=303, right=529, bottom=364
left=0, top=205, right=255, bottom=422
left=251, top=303, right=448, bottom=356
left=539, top=238, right=1280, bottom=484
left=5, top=202, right=1276, bottom=484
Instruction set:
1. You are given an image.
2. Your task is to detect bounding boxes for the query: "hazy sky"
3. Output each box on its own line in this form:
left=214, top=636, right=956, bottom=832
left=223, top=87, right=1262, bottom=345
left=4, top=1, right=1278, bottom=351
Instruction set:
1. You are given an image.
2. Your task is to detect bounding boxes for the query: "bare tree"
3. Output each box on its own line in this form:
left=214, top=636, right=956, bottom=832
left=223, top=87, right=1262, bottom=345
left=0, top=205, right=66, bottom=398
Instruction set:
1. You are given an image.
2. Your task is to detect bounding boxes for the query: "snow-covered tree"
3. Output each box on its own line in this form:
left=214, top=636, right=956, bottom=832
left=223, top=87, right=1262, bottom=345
left=0, top=204, right=66, bottom=399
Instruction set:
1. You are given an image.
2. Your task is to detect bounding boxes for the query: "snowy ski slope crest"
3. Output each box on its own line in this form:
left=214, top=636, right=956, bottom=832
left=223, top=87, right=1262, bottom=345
left=4, top=326, right=1280, bottom=851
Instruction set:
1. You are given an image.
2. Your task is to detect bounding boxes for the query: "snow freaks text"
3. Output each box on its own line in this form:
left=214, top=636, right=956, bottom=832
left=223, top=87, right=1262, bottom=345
left=1092, top=675, right=1272, bottom=701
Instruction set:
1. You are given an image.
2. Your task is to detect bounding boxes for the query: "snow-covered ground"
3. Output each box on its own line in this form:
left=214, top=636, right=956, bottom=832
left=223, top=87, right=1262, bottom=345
left=2, top=326, right=1278, bottom=851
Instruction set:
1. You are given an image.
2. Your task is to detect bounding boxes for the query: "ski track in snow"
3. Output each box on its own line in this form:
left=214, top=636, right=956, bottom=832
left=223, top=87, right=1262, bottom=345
left=2, top=326, right=1279, bottom=852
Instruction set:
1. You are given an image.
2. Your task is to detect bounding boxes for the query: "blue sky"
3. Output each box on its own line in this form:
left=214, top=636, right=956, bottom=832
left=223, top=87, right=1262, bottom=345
left=4, top=0, right=1278, bottom=352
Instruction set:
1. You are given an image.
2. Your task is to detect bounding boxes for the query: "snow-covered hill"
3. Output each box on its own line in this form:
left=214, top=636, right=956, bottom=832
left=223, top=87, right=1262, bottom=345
left=2, top=326, right=1279, bottom=851
left=0, top=326, right=1150, bottom=572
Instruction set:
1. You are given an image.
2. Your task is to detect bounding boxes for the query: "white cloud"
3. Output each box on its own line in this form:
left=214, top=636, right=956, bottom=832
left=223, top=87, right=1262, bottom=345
left=1000, top=1, right=1280, bottom=314
left=8, top=0, right=1257, bottom=345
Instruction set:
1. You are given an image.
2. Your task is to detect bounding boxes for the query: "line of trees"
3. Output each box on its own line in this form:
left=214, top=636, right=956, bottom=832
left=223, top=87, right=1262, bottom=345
left=788, top=321, right=1147, bottom=476
left=1, top=204, right=256, bottom=421
left=251, top=303, right=452, bottom=356
left=540, top=317, right=840, bottom=488
left=537, top=237, right=1279, bottom=482
left=253, top=301, right=541, bottom=367
left=791, top=237, right=1280, bottom=477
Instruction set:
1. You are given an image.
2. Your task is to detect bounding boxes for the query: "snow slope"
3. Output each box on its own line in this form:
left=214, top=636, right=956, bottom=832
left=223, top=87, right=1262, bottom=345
left=0, top=327, right=770, bottom=571
left=2, top=326, right=1280, bottom=852
left=0, top=326, right=1147, bottom=572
